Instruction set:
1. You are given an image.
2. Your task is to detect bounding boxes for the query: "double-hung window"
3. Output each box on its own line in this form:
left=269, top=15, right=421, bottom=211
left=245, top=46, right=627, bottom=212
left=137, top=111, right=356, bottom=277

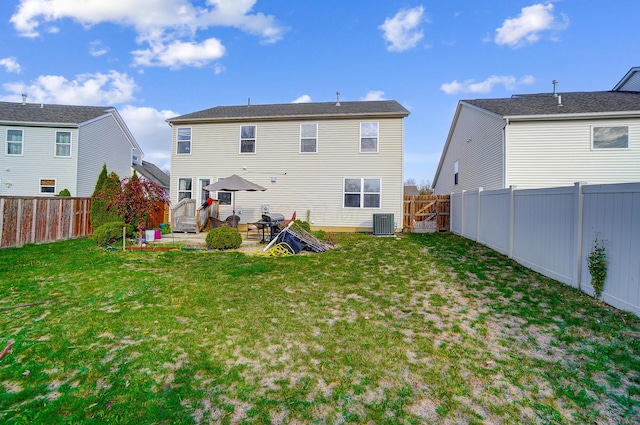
left=177, top=128, right=192, bottom=154
left=300, top=123, right=317, bottom=153
left=55, top=131, right=71, bottom=157
left=178, top=178, right=192, bottom=201
left=216, top=177, right=231, bottom=205
left=6, top=129, right=23, bottom=155
left=592, top=126, right=629, bottom=149
left=360, top=122, right=378, bottom=153
left=240, top=125, right=256, bottom=153
left=344, top=178, right=381, bottom=208
left=454, top=161, right=459, bottom=185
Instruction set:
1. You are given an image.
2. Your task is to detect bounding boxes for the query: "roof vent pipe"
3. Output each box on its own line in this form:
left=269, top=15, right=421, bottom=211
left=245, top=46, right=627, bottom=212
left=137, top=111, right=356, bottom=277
left=552, top=80, right=558, bottom=97
left=336, top=91, right=341, bottom=106
left=21, top=93, right=27, bottom=105
left=247, top=97, right=250, bottom=106
left=557, top=95, right=562, bottom=106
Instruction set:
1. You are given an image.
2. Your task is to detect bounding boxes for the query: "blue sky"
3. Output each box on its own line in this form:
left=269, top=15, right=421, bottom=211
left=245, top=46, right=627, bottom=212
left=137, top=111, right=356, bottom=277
left=1, top=0, right=638, bottom=184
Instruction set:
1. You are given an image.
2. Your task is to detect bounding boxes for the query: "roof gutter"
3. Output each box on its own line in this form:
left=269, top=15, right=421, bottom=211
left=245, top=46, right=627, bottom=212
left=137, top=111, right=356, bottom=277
left=504, top=110, right=640, bottom=122
left=0, top=120, right=78, bottom=128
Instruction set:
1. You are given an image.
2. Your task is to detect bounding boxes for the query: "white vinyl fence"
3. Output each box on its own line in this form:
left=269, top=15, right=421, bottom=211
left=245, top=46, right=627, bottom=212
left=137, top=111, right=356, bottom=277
left=451, top=182, right=640, bottom=316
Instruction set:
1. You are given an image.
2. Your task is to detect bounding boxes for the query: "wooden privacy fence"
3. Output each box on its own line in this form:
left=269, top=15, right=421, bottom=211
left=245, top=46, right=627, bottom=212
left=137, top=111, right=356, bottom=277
left=0, top=196, right=92, bottom=248
left=403, top=194, right=450, bottom=232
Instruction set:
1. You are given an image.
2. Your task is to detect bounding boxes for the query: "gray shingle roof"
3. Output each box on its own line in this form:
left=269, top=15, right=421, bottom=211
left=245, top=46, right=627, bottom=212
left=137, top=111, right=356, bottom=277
left=167, top=100, right=410, bottom=123
left=463, top=91, right=640, bottom=117
left=133, top=160, right=170, bottom=190
left=0, top=101, right=113, bottom=125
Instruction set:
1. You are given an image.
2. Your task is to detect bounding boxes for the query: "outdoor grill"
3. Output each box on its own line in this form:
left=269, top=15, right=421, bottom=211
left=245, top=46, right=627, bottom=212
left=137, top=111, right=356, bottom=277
left=256, top=213, right=285, bottom=242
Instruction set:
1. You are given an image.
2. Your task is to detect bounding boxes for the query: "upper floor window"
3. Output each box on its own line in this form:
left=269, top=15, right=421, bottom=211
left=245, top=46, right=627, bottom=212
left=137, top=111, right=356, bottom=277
left=6, top=129, right=23, bottom=155
left=592, top=126, right=629, bottom=149
left=344, top=178, right=381, bottom=208
left=240, top=125, right=256, bottom=153
left=360, top=122, right=378, bottom=153
left=177, top=128, right=192, bottom=154
left=55, top=131, right=71, bottom=157
left=454, top=161, right=459, bottom=185
left=178, top=178, right=192, bottom=201
left=300, top=123, right=317, bottom=153
left=40, top=179, right=56, bottom=194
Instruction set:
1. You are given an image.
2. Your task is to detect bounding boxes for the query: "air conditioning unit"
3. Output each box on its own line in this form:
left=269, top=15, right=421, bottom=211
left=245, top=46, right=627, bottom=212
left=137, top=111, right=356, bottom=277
left=373, top=213, right=395, bottom=236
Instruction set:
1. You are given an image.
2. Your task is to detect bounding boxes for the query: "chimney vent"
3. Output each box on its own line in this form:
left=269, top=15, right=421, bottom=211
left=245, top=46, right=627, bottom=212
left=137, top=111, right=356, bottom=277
left=552, top=80, right=558, bottom=97
left=336, top=91, right=341, bottom=106
left=21, top=93, right=27, bottom=105
left=247, top=97, right=251, bottom=107
left=557, top=95, right=562, bottom=106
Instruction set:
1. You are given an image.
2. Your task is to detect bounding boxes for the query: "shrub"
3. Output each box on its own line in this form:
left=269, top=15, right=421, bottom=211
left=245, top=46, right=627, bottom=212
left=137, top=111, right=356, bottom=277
left=57, top=188, right=71, bottom=196
left=92, top=221, right=132, bottom=246
left=206, top=226, right=242, bottom=250
left=587, top=237, right=607, bottom=299
left=292, top=219, right=311, bottom=233
left=160, top=224, right=171, bottom=235
left=91, top=169, right=122, bottom=230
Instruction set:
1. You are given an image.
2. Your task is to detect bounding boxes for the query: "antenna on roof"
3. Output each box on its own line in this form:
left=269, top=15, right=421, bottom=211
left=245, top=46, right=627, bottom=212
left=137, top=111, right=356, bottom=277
left=552, top=80, right=558, bottom=97
left=21, top=93, right=27, bottom=105
left=336, top=91, right=341, bottom=106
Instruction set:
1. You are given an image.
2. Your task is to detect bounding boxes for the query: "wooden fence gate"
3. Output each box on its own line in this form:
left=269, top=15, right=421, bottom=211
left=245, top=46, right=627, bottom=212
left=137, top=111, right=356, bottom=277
left=403, top=195, right=450, bottom=233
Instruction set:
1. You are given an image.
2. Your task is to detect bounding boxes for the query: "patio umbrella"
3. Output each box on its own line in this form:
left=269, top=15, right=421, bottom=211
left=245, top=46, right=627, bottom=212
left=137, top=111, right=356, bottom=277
left=202, top=174, right=266, bottom=227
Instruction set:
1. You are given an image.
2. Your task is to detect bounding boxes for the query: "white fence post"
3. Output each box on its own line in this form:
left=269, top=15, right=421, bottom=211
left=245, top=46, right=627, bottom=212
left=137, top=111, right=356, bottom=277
left=574, top=182, right=586, bottom=290
left=476, top=187, right=483, bottom=243
left=509, top=185, right=516, bottom=259
left=460, top=190, right=466, bottom=237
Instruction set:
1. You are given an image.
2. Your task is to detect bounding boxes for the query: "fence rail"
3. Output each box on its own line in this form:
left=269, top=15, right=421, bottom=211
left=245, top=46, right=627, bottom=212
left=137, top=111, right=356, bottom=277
left=0, top=196, right=92, bottom=248
left=403, top=195, right=450, bottom=232
left=451, top=182, right=640, bottom=317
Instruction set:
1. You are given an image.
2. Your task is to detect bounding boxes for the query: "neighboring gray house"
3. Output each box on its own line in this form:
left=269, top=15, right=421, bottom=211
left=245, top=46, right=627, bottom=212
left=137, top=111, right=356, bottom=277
left=0, top=99, right=142, bottom=197
left=167, top=100, right=410, bottom=232
left=433, top=67, right=640, bottom=194
left=133, top=160, right=170, bottom=193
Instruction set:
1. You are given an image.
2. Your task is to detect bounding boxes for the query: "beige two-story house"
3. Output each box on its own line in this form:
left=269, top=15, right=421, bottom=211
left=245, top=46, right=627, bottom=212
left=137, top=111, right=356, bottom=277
left=167, top=100, right=410, bottom=232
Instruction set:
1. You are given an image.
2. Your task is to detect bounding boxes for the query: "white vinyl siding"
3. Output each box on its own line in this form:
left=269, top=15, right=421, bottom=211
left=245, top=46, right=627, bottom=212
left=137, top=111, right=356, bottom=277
left=170, top=117, right=404, bottom=229
left=1, top=125, right=80, bottom=197
left=506, top=119, right=640, bottom=189
left=77, top=114, right=134, bottom=197
left=434, top=105, right=505, bottom=194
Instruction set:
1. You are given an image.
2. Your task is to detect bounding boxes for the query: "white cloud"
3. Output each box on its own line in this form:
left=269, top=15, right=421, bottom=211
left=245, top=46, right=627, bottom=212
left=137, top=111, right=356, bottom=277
left=494, top=3, right=568, bottom=48
left=361, top=90, right=386, bottom=101
left=89, top=40, right=108, bottom=57
left=440, top=75, right=535, bottom=95
left=132, top=38, right=226, bottom=69
left=10, top=0, right=286, bottom=67
left=0, top=70, right=137, bottom=104
left=0, top=57, right=22, bottom=73
left=379, top=6, right=426, bottom=52
left=292, top=95, right=311, bottom=103
left=120, top=105, right=178, bottom=171
left=213, top=63, right=225, bottom=75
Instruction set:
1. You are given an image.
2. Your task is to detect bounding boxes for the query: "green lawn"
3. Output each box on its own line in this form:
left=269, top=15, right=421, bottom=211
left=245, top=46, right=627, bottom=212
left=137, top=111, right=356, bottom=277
left=1, top=232, right=639, bottom=424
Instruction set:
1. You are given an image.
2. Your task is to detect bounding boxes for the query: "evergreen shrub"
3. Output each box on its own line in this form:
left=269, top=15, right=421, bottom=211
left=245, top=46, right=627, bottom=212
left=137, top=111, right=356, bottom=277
left=206, top=227, right=242, bottom=250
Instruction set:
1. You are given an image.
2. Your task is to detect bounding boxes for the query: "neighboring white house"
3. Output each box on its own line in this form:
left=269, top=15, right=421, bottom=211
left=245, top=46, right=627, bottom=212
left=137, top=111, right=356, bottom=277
left=166, top=100, right=410, bottom=232
left=0, top=98, right=143, bottom=197
left=433, top=67, right=640, bottom=194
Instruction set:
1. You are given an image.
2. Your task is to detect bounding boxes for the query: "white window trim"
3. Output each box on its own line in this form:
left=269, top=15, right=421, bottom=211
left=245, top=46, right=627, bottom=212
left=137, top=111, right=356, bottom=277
left=343, top=177, right=382, bottom=209
left=359, top=122, right=379, bottom=153
left=591, top=125, right=630, bottom=150
left=6, top=128, right=24, bottom=156
left=216, top=177, right=232, bottom=206
left=239, top=125, right=257, bottom=154
left=177, top=177, right=193, bottom=202
left=176, top=127, right=192, bottom=155
left=54, top=131, right=72, bottom=158
left=197, top=176, right=213, bottom=206
left=300, top=123, right=318, bottom=154
left=40, top=178, right=56, bottom=194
